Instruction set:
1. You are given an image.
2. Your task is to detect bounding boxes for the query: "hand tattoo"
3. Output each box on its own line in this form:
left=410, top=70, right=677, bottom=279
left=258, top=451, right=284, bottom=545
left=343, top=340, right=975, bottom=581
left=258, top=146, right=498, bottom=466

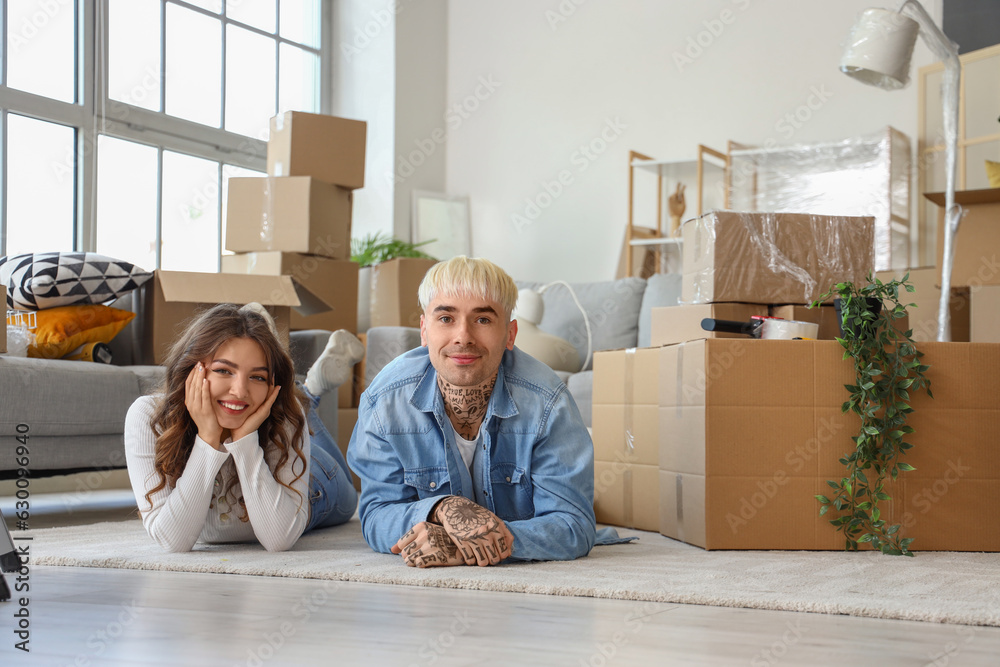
left=433, top=496, right=512, bottom=566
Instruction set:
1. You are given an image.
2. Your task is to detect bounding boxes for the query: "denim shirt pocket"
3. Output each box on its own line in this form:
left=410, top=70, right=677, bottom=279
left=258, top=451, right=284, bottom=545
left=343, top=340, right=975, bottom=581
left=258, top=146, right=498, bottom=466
left=403, top=466, right=451, bottom=499
left=490, top=463, right=534, bottom=521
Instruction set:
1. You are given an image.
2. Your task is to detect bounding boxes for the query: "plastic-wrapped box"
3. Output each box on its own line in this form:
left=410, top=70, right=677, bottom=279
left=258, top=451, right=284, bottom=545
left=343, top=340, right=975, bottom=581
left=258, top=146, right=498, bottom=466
left=681, top=211, right=875, bottom=305
left=728, top=127, right=910, bottom=271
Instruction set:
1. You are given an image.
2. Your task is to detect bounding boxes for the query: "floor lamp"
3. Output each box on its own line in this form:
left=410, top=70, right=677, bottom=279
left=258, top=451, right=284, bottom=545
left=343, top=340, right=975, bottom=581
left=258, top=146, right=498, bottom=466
left=840, top=0, right=961, bottom=342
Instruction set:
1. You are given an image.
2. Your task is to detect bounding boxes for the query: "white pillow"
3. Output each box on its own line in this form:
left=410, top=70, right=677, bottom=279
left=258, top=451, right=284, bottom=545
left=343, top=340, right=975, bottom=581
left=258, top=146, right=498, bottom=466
left=0, top=252, right=153, bottom=311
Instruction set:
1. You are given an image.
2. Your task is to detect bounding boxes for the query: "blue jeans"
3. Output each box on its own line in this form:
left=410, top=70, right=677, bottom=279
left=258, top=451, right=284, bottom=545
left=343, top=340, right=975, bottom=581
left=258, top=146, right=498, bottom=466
left=301, top=385, right=358, bottom=532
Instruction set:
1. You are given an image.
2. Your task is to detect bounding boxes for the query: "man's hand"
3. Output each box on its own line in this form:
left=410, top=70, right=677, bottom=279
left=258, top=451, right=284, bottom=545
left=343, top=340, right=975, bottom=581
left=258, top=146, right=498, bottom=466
left=391, top=522, right=464, bottom=568
left=431, top=496, right=513, bottom=566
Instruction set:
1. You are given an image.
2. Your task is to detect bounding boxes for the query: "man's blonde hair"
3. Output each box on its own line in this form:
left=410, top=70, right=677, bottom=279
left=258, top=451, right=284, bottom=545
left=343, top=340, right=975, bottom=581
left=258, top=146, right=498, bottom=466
left=418, top=256, right=519, bottom=319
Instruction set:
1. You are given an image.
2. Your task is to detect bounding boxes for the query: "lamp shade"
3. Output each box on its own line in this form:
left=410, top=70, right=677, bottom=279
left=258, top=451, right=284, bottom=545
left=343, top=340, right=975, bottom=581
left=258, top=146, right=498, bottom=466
left=840, top=8, right=920, bottom=90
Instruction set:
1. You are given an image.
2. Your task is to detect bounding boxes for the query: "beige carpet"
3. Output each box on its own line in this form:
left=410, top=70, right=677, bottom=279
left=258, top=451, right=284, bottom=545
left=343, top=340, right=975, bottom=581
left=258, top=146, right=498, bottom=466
left=31, top=518, right=1000, bottom=627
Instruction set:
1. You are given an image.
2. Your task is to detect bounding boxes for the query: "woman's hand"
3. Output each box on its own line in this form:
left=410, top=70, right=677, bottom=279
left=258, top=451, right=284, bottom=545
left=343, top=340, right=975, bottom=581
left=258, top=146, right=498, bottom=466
left=230, top=384, right=281, bottom=443
left=185, top=362, right=223, bottom=449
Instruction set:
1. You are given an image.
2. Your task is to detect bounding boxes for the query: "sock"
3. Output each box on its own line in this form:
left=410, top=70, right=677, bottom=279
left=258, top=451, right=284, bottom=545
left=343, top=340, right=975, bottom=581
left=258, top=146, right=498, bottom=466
left=305, top=330, right=365, bottom=396
left=239, top=302, right=279, bottom=338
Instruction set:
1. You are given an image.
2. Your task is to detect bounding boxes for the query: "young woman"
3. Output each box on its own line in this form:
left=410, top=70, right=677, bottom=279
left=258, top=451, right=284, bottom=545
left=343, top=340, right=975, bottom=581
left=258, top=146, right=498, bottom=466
left=124, top=303, right=362, bottom=552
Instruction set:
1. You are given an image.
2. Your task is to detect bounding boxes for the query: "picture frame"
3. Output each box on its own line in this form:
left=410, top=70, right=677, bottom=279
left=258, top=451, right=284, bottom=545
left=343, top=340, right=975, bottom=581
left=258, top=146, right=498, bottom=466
left=411, top=190, right=471, bottom=260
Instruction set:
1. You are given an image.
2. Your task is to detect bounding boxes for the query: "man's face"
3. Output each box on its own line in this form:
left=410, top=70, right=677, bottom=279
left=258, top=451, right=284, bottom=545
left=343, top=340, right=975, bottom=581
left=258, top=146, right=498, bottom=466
left=420, top=291, right=517, bottom=387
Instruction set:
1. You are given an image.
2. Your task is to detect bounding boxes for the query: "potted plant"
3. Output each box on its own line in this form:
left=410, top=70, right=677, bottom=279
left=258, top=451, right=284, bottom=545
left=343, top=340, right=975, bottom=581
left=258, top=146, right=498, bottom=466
left=351, top=233, right=436, bottom=332
left=810, top=273, right=932, bottom=556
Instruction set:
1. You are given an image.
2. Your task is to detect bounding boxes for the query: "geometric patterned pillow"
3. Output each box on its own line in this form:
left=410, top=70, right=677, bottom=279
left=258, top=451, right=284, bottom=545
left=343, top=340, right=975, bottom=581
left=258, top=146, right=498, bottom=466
left=0, top=252, right=153, bottom=311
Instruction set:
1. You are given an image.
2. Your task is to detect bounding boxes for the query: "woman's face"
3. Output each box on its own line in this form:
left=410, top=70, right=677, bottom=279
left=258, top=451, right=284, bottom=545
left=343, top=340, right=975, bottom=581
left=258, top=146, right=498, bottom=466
left=202, top=337, right=271, bottom=432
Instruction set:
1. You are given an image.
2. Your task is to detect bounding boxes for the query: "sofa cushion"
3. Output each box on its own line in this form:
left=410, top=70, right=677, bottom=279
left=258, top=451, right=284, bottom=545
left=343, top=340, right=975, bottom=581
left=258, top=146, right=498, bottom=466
left=637, top=272, right=682, bottom=348
left=27, top=304, right=135, bottom=359
left=517, top=278, right=646, bottom=371
left=1, top=251, right=152, bottom=310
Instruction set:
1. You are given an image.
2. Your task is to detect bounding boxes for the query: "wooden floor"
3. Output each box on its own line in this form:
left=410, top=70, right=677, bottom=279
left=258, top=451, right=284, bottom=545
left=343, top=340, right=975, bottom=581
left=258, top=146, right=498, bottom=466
left=4, top=501, right=1000, bottom=666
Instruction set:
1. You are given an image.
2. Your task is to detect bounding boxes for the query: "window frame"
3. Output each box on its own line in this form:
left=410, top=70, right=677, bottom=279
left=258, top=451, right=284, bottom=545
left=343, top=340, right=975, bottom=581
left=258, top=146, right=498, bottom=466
left=0, top=0, right=333, bottom=267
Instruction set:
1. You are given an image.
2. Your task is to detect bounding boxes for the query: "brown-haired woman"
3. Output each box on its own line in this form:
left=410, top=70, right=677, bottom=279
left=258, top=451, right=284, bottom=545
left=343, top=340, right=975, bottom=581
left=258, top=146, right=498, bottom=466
left=124, top=303, right=362, bottom=552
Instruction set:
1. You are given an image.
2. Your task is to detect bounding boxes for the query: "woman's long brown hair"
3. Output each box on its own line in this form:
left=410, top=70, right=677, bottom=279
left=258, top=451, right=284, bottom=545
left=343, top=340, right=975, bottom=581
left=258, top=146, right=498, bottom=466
left=145, top=304, right=308, bottom=520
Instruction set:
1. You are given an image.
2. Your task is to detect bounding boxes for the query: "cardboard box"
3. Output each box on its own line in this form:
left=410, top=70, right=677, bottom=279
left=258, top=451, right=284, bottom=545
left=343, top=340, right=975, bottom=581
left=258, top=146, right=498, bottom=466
left=222, top=252, right=358, bottom=333
left=226, top=177, right=352, bottom=259
left=926, top=189, right=1000, bottom=288
left=681, top=211, right=874, bottom=304
left=970, top=284, right=1000, bottom=343
left=267, top=111, right=367, bottom=190
left=594, top=461, right=659, bottom=532
left=337, top=408, right=362, bottom=492
left=370, top=258, right=438, bottom=328
left=138, top=270, right=299, bottom=365
left=658, top=339, right=1000, bottom=551
left=651, top=303, right=769, bottom=347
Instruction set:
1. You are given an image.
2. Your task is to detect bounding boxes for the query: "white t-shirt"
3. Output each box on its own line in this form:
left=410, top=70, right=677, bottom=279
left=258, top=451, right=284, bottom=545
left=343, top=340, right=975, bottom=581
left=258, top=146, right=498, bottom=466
left=451, top=423, right=481, bottom=472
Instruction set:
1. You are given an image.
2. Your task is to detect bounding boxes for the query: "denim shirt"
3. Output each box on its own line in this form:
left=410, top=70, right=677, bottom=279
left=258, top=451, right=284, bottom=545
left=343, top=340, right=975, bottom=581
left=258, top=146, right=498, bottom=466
left=347, top=345, right=598, bottom=561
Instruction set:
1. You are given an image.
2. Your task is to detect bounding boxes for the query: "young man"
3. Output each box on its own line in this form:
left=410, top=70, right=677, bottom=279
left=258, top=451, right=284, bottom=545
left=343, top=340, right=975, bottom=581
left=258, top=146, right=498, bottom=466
left=348, top=256, right=621, bottom=567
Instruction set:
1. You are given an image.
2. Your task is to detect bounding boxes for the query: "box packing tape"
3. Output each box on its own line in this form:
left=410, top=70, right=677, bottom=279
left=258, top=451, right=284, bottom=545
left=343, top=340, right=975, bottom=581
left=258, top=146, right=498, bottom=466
left=675, top=473, right=685, bottom=544
left=674, top=342, right=686, bottom=540
left=622, top=347, right=636, bottom=527
left=260, top=178, right=275, bottom=246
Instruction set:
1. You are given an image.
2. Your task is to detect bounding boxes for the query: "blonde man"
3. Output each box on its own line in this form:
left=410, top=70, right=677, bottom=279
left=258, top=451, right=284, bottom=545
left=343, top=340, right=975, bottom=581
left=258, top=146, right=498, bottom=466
left=348, top=256, right=619, bottom=567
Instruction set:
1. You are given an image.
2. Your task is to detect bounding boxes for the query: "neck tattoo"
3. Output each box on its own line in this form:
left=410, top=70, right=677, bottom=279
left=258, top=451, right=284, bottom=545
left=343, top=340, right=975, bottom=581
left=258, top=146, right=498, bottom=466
left=438, top=374, right=496, bottom=440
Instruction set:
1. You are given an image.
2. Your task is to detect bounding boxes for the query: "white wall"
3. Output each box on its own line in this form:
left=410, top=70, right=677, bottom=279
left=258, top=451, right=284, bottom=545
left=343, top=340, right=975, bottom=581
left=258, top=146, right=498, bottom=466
left=394, top=0, right=449, bottom=241
left=331, top=0, right=397, bottom=243
left=331, top=0, right=448, bottom=244
left=444, top=0, right=943, bottom=283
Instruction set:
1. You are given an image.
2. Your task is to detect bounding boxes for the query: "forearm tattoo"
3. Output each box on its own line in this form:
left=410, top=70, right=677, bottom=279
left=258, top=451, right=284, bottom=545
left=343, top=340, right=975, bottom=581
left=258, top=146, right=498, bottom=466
left=438, top=375, right=496, bottom=440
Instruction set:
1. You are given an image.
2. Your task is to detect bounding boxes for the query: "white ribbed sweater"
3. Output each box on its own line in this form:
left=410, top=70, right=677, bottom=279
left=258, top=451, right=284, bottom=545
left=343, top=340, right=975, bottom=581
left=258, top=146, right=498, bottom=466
left=124, top=395, right=310, bottom=552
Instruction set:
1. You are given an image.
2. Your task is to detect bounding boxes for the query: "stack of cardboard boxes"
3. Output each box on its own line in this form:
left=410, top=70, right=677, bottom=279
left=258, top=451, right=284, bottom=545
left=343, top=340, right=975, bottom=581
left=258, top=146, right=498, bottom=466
left=919, top=189, right=1000, bottom=343
left=223, top=110, right=366, bottom=335
left=137, top=112, right=367, bottom=368
left=592, top=210, right=1000, bottom=551
left=222, top=111, right=368, bottom=446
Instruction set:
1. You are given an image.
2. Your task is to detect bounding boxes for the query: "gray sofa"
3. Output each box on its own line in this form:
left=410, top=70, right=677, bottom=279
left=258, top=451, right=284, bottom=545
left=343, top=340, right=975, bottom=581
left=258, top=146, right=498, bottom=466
left=362, top=274, right=682, bottom=426
left=0, top=297, right=340, bottom=479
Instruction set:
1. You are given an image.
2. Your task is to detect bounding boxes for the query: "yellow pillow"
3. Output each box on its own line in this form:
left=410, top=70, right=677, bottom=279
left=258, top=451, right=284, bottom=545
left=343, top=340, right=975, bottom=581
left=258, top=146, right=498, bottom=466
left=986, top=160, right=1000, bottom=189
left=9, top=305, right=135, bottom=359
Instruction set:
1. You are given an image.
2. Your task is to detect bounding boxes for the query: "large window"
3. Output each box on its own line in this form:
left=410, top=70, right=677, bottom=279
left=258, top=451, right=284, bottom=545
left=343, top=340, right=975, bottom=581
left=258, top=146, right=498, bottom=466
left=0, top=0, right=329, bottom=272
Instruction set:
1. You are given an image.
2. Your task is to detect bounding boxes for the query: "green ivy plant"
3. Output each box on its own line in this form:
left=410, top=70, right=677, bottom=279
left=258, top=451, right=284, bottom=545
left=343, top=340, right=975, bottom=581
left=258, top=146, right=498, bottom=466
left=350, top=233, right=437, bottom=268
left=810, top=273, right=932, bottom=556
